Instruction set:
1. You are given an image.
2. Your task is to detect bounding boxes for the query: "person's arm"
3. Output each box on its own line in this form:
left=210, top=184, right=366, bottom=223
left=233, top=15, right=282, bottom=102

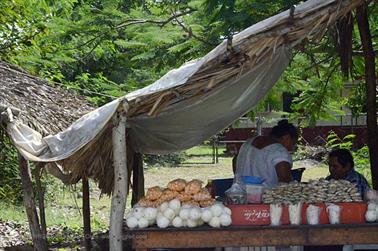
left=275, top=161, right=293, bottom=183
left=232, top=154, right=238, bottom=175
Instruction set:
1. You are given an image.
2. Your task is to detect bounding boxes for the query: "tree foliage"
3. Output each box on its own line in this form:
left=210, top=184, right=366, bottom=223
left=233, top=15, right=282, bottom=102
left=0, top=130, right=23, bottom=203
left=1, top=0, right=377, bottom=203
left=2, top=0, right=376, bottom=114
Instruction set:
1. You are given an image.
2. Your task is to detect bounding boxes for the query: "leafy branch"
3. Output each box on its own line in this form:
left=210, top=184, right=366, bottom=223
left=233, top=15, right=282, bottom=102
left=311, top=62, right=341, bottom=121
left=171, top=10, right=217, bottom=46
left=0, top=28, right=44, bottom=54
left=69, top=8, right=198, bottom=59
left=115, top=8, right=196, bottom=29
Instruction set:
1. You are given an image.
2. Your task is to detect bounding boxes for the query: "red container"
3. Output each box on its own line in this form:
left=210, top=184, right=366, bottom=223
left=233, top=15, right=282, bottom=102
left=228, top=202, right=367, bottom=226
left=301, top=202, right=367, bottom=224
left=302, top=203, right=329, bottom=225
left=228, top=204, right=271, bottom=226
left=228, top=204, right=291, bottom=226
left=338, top=202, right=367, bottom=224
left=281, top=204, right=290, bottom=225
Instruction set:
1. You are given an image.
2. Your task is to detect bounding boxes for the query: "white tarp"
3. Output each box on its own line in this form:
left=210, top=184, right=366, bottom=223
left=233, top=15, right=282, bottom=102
left=8, top=47, right=290, bottom=161
left=9, top=99, right=119, bottom=162
left=6, top=0, right=350, bottom=163
left=127, top=48, right=290, bottom=153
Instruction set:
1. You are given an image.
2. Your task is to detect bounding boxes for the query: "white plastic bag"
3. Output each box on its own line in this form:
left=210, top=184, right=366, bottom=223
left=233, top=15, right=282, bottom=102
left=289, top=202, right=302, bottom=225
left=225, top=183, right=247, bottom=205
left=365, top=189, right=378, bottom=203
left=270, top=203, right=283, bottom=226
left=306, top=204, right=320, bottom=225
left=326, top=203, right=341, bottom=224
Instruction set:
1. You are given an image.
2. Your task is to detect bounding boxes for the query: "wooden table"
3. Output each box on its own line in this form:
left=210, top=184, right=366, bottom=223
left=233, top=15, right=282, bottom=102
left=125, top=223, right=378, bottom=250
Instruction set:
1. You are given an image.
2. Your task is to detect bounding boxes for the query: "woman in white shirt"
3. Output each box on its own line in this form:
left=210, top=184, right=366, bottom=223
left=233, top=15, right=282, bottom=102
left=235, top=119, right=298, bottom=187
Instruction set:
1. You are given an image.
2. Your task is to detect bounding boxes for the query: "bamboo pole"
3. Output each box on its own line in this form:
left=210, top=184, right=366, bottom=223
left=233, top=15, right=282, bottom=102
left=109, top=103, right=128, bottom=251
left=18, top=154, right=48, bottom=251
left=34, top=164, right=47, bottom=239
left=356, top=3, right=378, bottom=189
left=82, top=177, right=91, bottom=250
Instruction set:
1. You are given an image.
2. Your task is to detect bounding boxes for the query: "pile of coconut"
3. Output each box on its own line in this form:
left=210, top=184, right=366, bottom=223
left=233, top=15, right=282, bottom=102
left=137, top=179, right=215, bottom=208
left=126, top=198, right=232, bottom=229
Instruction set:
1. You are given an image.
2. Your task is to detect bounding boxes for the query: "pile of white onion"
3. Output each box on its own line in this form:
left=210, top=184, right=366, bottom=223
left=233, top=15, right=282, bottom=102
left=126, top=198, right=232, bottom=229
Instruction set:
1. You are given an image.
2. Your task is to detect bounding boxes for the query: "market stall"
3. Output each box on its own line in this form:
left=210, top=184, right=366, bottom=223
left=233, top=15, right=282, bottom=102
left=123, top=177, right=378, bottom=250
left=126, top=224, right=378, bottom=250
left=2, top=0, right=376, bottom=250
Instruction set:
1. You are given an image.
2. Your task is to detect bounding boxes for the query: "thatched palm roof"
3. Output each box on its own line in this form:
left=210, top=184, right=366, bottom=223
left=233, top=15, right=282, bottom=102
left=0, top=61, right=93, bottom=136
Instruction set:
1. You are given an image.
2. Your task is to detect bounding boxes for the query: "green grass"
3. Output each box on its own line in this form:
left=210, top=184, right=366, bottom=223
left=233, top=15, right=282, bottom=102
left=0, top=202, right=28, bottom=224
left=182, top=156, right=215, bottom=164
left=184, top=145, right=227, bottom=157
left=0, top=184, right=112, bottom=232
left=293, top=160, right=329, bottom=181
left=301, top=166, right=328, bottom=181
left=145, top=157, right=234, bottom=188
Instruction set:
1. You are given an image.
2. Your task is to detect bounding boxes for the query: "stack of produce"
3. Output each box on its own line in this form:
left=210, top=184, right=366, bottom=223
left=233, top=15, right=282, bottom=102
left=263, top=179, right=362, bottom=204
left=126, top=198, right=232, bottom=229
left=137, top=179, right=215, bottom=208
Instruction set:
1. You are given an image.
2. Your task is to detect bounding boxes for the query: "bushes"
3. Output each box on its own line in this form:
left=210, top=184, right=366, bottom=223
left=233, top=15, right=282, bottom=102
left=0, top=129, right=57, bottom=204
left=0, top=130, right=23, bottom=203
left=144, top=152, right=186, bottom=168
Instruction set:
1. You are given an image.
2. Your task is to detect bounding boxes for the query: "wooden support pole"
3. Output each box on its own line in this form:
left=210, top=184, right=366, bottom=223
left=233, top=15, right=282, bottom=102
left=82, top=177, right=91, bottom=250
left=212, top=139, right=216, bottom=164
left=18, top=154, right=48, bottom=251
left=34, top=164, right=47, bottom=238
left=131, top=152, right=145, bottom=207
left=356, top=3, right=378, bottom=189
left=109, top=106, right=128, bottom=251
left=215, top=140, right=219, bottom=164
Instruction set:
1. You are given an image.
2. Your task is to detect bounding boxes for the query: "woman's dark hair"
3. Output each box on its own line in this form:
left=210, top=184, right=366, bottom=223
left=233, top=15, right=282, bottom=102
left=329, top=149, right=354, bottom=169
left=270, top=119, right=298, bottom=139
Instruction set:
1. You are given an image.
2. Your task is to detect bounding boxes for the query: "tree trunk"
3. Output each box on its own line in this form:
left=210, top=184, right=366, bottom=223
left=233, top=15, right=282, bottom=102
left=109, top=110, right=128, bottom=251
left=18, top=154, right=48, bottom=251
left=356, top=3, right=378, bottom=189
left=82, top=177, right=91, bottom=250
left=131, top=152, right=145, bottom=207
left=34, top=164, right=47, bottom=238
